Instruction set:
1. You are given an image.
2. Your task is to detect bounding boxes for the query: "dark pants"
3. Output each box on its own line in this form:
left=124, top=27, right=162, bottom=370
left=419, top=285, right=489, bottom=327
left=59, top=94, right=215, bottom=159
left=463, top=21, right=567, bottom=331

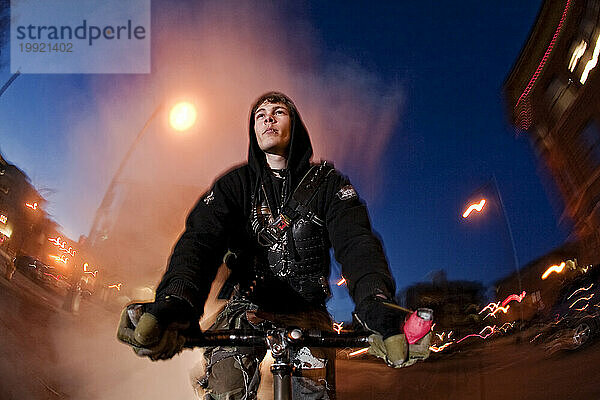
left=194, top=300, right=336, bottom=399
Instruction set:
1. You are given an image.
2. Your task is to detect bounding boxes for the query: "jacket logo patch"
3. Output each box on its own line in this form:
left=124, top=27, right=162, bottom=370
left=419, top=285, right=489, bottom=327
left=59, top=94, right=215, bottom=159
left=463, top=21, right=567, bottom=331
left=203, top=191, right=215, bottom=205
left=336, top=185, right=357, bottom=200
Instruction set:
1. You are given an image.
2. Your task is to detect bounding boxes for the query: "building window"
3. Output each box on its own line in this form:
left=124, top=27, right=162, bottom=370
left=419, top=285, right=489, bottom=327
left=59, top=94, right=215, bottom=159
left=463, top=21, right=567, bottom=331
left=545, top=77, right=575, bottom=118
left=580, top=119, right=600, bottom=168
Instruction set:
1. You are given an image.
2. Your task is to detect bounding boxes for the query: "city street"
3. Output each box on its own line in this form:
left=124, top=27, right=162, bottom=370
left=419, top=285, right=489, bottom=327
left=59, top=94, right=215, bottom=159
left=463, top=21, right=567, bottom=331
left=1, top=270, right=600, bottom=400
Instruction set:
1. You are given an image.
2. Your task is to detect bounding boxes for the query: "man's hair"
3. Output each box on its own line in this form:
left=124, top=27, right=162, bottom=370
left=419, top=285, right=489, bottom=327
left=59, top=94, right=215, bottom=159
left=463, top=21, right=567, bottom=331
left=250, top=91, right=298, bottom=119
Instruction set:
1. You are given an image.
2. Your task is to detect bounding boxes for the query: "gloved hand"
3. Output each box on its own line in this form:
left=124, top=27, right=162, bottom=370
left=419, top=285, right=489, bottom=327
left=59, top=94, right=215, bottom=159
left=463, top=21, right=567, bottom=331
left=355, top=294, right=408, bottom=367
left=354, top=294, right=404, bottom=339
left=368, top=333, right=408, bottom=367
left=117, top=296, right=197, bottom=361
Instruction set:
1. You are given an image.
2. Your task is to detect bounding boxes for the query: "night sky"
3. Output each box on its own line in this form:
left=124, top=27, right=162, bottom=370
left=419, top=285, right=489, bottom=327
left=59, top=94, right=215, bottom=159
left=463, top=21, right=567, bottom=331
left=0, top=1, right=570, bottom=320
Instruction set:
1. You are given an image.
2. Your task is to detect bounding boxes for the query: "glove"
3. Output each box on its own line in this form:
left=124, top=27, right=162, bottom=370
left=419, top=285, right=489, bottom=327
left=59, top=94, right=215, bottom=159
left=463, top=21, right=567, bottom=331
left=117, top=296, right=197, bottom=361
left=368, top=333, right=408, bottom=367
left=354, top=294, right=404, bottom=339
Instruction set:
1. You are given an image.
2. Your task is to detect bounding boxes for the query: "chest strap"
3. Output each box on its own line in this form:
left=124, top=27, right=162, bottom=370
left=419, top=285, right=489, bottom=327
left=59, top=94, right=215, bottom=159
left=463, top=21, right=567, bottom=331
left=257, top=161, right=334, bottom=247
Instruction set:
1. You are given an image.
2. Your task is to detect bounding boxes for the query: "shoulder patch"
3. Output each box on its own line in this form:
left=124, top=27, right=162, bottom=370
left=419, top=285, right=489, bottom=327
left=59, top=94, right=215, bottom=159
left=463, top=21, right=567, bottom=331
left=336, top=185, right=357, bottom=200
left=203, top=190, right=215, bottom=205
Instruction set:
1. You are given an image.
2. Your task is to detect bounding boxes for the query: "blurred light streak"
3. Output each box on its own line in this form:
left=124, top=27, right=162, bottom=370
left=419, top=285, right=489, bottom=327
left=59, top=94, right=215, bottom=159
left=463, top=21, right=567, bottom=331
left=541, top=262, right=566, bottom=280
left=336, top=277, right=346, bottom=286
left=514, top=0, right=572, bottom=130
left=501, top=291, right=526, bottom=307
left=569, top=40, right=587, bottom=72
left=333, top=322, right=343, bottom=334
left=462, top=199, right=486, bottom=218
left=498, top=322, right=515, bottom=333
left=49, top=254, right=69, bottom=264
left=569, top=294, right=594, bottom=309
left=448, top=331, right=453, bottom=338
left=348, top=347, right=369, bottom=357
left=0, top=214, right=6, bottom=224
left=430, top=342, right=452, bottom=352
left=108, top=283, right=122, bottom=291
left=83, top=263, right=98, bottom=277
left=479, top=302, right=500, bottom=314
left=580, top=33, right=600, bottom=84
left=456, top=326, right=497, bottom=344
left=483, top=305, right=510, bottom=320
left=435, top=332, right=445, bottom=341
left=568, top=283, right=594, bottom=299
left=43, top=272, right=63, bottom=281
left=48, top=236, right=76, bottom=256
left=574, top=304, right=589, bottom=312
left=25, top=202, right=38, bottom=210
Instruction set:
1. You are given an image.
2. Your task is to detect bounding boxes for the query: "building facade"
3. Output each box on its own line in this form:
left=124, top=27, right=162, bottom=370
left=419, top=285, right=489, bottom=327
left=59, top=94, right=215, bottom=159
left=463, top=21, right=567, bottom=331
left=505, top=0, right=600, bottom=265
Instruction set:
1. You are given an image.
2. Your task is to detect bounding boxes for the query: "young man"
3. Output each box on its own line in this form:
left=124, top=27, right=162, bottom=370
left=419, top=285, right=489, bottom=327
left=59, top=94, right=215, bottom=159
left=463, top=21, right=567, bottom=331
left=118, top=92, right=416, bottom=399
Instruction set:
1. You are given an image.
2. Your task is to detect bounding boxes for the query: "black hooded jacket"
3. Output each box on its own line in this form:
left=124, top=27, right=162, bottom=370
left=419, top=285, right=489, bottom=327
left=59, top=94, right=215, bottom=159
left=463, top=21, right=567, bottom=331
left=156, top=94, right=395, bottom=317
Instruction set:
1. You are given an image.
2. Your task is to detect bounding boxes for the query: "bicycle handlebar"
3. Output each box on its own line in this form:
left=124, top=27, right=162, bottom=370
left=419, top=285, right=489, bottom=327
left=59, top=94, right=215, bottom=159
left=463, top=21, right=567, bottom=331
left=184, top=328, right=371, bottom=349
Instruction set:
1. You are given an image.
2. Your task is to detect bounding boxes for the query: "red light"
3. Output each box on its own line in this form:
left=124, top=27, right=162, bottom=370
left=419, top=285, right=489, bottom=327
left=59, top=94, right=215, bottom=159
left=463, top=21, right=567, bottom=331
left=336, top=277, right=346, bottom=286
left=501, top=291, right=526, bottom=307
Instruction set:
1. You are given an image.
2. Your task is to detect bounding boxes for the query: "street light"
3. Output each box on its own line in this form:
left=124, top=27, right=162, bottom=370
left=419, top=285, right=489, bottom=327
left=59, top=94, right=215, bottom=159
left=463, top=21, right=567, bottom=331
left=462, top=174, right=523, bottom=322
left=170, top=101, right=197, bottom=132
left=88, top=101, right=197, bottom=245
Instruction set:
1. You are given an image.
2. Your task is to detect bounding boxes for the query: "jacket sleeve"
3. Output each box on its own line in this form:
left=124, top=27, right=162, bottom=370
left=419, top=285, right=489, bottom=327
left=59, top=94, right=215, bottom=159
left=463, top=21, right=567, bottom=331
left=155, top=171, right=243, bottom=317
left=321, top=170, right=396, bottom=307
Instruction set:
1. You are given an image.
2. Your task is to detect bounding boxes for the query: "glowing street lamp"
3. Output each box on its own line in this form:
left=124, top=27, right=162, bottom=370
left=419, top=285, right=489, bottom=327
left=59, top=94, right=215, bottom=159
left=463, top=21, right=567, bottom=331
left=25, top=202, right=39, bottom=210
left=169, top=102, right=197, bottom=132
left=89, top=101, right=197, bottom=244
left=462, top=199, right=486, bottom=218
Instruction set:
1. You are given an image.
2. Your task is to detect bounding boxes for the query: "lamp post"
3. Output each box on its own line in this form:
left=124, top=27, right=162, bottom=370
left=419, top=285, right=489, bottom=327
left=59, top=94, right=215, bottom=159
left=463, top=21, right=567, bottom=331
left=88, top=102, right=197, bottom=245
left=463, top=174, right=523, bottom=324
left=62, top=102, right=196, bottom=313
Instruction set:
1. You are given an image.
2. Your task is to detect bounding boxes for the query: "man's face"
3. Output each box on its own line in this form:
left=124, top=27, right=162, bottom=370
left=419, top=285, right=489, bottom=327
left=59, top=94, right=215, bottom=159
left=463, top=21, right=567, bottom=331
left=254, top=101, right=291, bottom=157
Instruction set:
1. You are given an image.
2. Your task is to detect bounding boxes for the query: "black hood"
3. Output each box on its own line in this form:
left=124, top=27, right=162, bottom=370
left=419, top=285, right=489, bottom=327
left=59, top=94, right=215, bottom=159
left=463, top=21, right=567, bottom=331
left=248, top=92, right=313, bottom=185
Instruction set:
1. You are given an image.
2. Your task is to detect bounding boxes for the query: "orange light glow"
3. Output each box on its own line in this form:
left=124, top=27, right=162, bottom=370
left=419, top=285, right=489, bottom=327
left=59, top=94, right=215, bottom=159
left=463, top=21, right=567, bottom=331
left=25, top=202, right=38, bottom=210
left=479, top=302, right=500, bottom=314
left=83, top=263, right=98, bottom=277
left=169, top=102, right=197, bottom=131
left=498, top=322, right=515, bottom=333
left=0, top=214, right=7, bottom=224
left=333, top=322, right=344, bottom=334
left=568, top=284, right=594, bottom=300
left=541, top=262, right=566, bottom=280
left=348, top=347, right=369, bottom=357
left=501, top=291, right=527, bottom=307
left=336, top=277, right=346, bottom=286
left=49, top=254, right=69, bottom=264
left=48, top=236, right=76, bottom=256
left=569, top=294, right=594, bottom=309
left=462, top=199, right=486, bottom=218
left=485, top=305, right=510, bottom=319
left=430, top=342, right=452, bottom=352
left=108, top=283, right=122, bottom=291
left=574, top=304, right=589, bottom=312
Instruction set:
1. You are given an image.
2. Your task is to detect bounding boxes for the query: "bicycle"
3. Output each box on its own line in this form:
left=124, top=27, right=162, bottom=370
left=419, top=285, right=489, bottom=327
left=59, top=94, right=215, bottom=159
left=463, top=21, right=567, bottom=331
left=185, top=326, right=371, bottom=400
